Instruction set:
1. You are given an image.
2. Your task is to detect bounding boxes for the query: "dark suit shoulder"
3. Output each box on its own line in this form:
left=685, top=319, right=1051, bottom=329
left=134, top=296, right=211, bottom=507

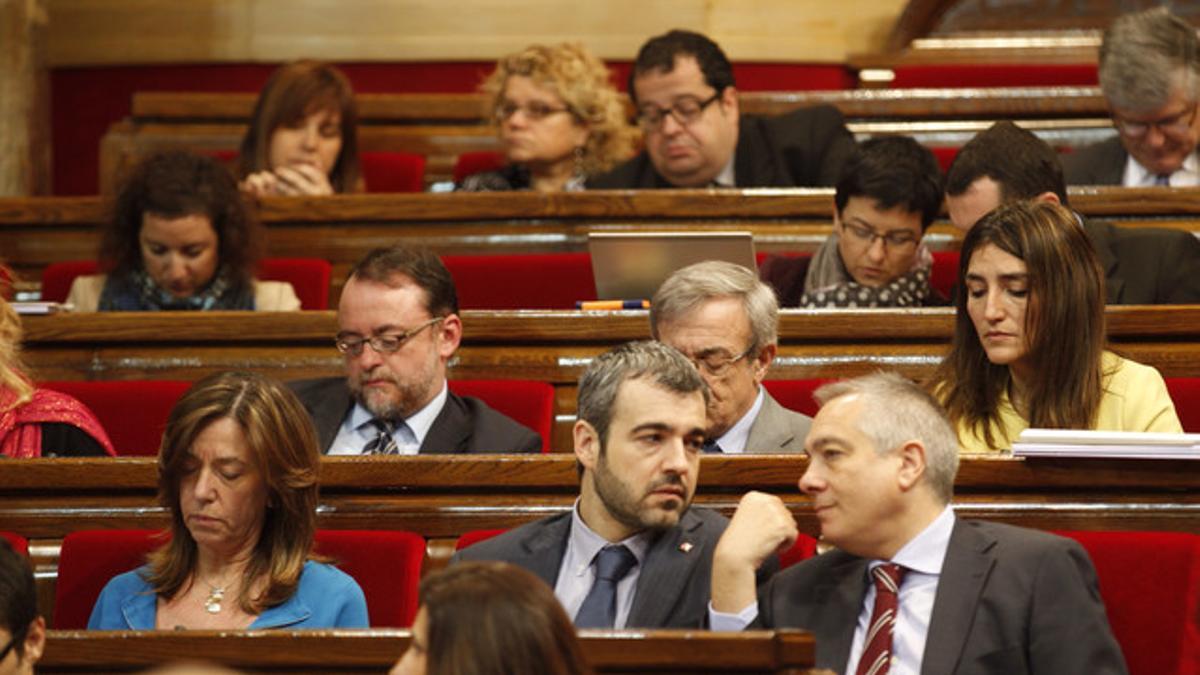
left=1063, top=137, right=1126, bottom=186
left=446, top=393, right=543, bottom=453
left=287, top=376, right=346, bottom=401
left=748, top=105, right=856, bottom=186
left=586, top=152, right=660, bottom=189
left=1082, top=218, right=1200, bottom=304
left=453, top=512, right=571, bottom=563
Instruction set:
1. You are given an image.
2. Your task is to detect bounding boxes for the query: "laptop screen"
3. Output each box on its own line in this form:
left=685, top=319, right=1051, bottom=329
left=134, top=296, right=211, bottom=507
left=588, top=232, right=757, bottom=301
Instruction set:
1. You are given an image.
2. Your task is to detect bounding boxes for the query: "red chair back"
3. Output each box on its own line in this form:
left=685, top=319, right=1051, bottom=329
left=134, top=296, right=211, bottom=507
left=778, top=534, right=820, bottom=569
left=442, top=253, right=596, bottom=309
left=455, top=529, right=507, bottom=550
left=258, top=258, right=331, bottom=310
left=447, top=380, right=555, bottom=452
left=930, top=251, right=960, bottom=301
left=55, top=529, right=162, bottom=628
left=1, top=532, right=27, bottom=557
left=42, top=258, right=329, bottom=309
left=41, top=380, right=192, bottom=456
left=762, top=380, right=828, bottom=417
left=314, top=530, right=425, bottom=627
left=1165, top=378, right=1200, bottom=433
left=361, top=152, right=426, bottom=193
left=453, top=152, right=506, bottom=183
left=1055, top=530, right=1200, bottom=675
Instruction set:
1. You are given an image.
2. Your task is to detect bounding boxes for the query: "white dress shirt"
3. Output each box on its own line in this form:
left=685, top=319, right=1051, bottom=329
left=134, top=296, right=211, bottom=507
left=1123, top=151, right=1200, bottom=187
left=554, top=499, right=652, bottom=628
left=327, top=381, right=449, bottom=455
left=708, top=387, right=765, bottom=454
left=710, top=506, right=957, bottom=675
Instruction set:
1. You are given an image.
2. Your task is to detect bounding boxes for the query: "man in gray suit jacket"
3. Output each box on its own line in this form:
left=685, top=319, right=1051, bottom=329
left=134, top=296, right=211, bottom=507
left=456, top=341, right=759, bottom=628
left=651, top=261, right=811, bottom=453
left=290, top=245, right=540, bottom=455
left=1064, top=8, right=1200, bottom=187
left=710, top=373, right=1126, bottom=674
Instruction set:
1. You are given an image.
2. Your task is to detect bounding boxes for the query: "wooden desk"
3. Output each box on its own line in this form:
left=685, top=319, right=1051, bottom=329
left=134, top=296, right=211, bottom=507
left=3, top=189, right=1200, bottom=298
left=19, top=307, right=1200, bottom=450
left=39, top=629, right=818, bottom=674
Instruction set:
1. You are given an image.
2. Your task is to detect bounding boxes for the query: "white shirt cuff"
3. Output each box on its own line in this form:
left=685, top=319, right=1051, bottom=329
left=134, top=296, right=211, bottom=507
left=707, top=600, right=758, bottom=631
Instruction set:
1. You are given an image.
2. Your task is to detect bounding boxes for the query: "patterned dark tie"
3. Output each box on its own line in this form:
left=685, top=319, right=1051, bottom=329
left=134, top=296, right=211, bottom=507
left=856, top=563, right=906, bottom=675
left=1155, top=173, right=1171, bottom=186
left=702, top=439, right=725, bottom=454
left=362, top=419, right=399, bottom=455
left=574, top=545, right=637, bottom=628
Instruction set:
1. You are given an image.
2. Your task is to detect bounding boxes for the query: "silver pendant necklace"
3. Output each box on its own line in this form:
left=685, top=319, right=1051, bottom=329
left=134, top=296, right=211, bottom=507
left=204, top=585, right=225, bottom=614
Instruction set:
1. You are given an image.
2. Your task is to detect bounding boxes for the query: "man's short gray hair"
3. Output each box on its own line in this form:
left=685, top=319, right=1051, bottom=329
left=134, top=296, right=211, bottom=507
left=814, top=372, right=959, bottom=504
left=577, top=340, right=708, bottom=447
left=649, top=261, right=779, bottom=353
left=1099, top=7, right=1200, bottom=112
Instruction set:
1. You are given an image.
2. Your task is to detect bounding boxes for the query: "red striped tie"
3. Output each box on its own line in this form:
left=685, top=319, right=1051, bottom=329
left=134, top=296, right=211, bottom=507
left=856, top=563, right=906, bottom=675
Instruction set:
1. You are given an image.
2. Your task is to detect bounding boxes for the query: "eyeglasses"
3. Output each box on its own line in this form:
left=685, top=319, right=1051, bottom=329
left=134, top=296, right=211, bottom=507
left=1113, top=102, right=1198, bottom=139
left=686, top=345, right=755, bottom=377
left=494, top=101, right=572, bottom=122
left=636, top=92, right=722, bottom=131
left=335, top=317, right=444, bottom=357
left=841, top=221, right=919, bottom=250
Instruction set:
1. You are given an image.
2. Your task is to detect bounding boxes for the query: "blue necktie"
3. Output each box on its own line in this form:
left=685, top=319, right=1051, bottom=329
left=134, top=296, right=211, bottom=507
left=702, top=439, right=725, bottom=454
left=1155, top=174, right=1171, bottom=186
left=574, top=545, right=637, bottom=628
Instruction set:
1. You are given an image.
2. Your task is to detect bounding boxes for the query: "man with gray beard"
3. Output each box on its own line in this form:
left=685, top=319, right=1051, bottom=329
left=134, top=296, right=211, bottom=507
left=289, top=245, right=540, bottom=454
left=455, top=341, right=772, bottom=628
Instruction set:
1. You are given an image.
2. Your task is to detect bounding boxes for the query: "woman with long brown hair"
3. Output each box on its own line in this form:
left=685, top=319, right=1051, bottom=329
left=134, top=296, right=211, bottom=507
left=934, top=200, right=1181, bottom=454
left=390, top=561, right=591, bottom=675
left=88, top=371, right=367, bottom=629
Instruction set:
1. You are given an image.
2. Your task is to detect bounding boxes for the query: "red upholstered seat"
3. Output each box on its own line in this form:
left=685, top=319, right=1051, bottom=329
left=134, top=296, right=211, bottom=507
left=884, top=63, right=1098, bottom=88
left=453, top=151, right=506, bottom=183
left=762, top=380, right=827, bottom=417
left=1, top=532, right=27, bottom=556
left=930, top=146, right=958, bottom=173
left=54, top=529, right=163, bottom=628
left=1166, top=378, right=1200, bottom=433
left=930, top=251, right=960, bottom=301
left=447, top=380, right=555, bottom=452
left=313, top=529, right=425, bottom=627
left=1055, top=530, right=1200, bottom=675
left=42, top=257, right=331, bottom=310
left=778, top=534, right=820, bottom=569
left=55, top=529, right=425, bottom=629
left=40, top=380, right=192, bottom=456
left=442, top=253, right=596, bottom=309
left=455, top=528, right=507, bottom=551
left=361, top=151, right=426, bottom=193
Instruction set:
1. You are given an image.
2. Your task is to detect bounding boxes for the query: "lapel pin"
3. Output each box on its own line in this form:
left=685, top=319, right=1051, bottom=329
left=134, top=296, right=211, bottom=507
left=679, top=541, right=693, bottom=553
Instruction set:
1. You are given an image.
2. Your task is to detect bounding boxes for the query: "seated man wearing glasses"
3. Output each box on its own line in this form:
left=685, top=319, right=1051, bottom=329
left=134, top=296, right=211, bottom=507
left=587, top=29, right=855, bottom=189
left=289, top=246, right=542, bottom=455
left=761, top=135, right=946, bottom=308
left=650, top=261, right=811, bottom=454
left=1064, top=7, right=1200, bottom=186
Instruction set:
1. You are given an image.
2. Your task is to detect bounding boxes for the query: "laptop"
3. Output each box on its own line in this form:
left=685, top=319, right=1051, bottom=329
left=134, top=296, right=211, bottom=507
left=588, top=231, right=757, bottom=301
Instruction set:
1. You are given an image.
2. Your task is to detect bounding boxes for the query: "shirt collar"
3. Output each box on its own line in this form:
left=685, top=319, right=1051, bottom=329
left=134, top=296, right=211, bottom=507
left=713, top=155, right=737, bottom=188
left=348, top=380, right=449, bottom=446
left=712, top=387, right=765, bottom=454
left=1123, top=149, right=1200, bottom=186
left=884, top=505, right=956, bottom=576
left=566, top=498, right=652, bottom=576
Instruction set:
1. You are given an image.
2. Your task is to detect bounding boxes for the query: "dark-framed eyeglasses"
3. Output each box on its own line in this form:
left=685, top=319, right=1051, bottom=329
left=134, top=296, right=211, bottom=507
left=335, top=317, right=445, bottom=357
left=841, top=220, right=919, bottom=249
left=494, top=100, right=573, bottom=123
left=1113, top=102, right=1198, bottom=139
left=636, top=92, right=722, bottom=131
left=687, top=345, right=755, bottom=377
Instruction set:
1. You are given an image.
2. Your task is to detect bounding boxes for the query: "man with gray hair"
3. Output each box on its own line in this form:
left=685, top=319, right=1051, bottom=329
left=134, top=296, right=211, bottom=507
left=456, top=340, right=765, bottom=628
left=709, top=372, right=1126, bottom=673
left=651, top=261, right=811, bottom=453
left=1065, top=7, right=1200, bottom=186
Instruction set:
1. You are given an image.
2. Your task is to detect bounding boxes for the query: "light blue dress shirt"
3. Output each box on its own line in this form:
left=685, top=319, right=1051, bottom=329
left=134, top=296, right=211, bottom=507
left=328, top=381, right=449, bottom=455
left=554, top=500, right=652, bottom=628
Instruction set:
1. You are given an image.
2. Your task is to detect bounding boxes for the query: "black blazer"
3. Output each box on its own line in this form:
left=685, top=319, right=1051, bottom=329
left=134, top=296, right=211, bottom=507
left=1062, top=137, right=1127, bottom=186
left=1083, top=217, right=1200, bottom=304
left=587, top=105, right=856, bottom=189
left=757, top=519, right=1127, bottom=674
left=288, top=377, right=541, bottom=454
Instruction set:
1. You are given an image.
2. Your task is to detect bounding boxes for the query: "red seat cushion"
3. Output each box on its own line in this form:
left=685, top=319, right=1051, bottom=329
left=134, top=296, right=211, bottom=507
left=447, top=380, right=554, bottom=452
left=1166, top=378, right=1200, bottom=433
left=453, top=151, right=506, bottom=183
left=455, top=528, right=507, bottom=551
left=1055, top=530, right=1200, bottom=675
left=361, top=151, right=426, bottom=193
left=55, top=529, right=162, bottom=629
left=41, top=260, right=100, bottom=304
left=778, top=534, right=820, bottom=569
left=762, top=380, right=828, bottom=417
left=1, top=532, right=27, bottom=557
left=442, top=253, right=596, bottom=309
left=313, top=530, right=425, bottom=627
left=40, top=380, right=192, bottom=456
left=930, top=251, right=960, bottom=301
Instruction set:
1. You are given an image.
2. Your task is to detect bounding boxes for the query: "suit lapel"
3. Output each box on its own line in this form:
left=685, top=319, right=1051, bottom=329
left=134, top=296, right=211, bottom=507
left=921, top=520, right=997, bottom=675
left=626, top=511, right=705, bottom=627
left=515, top=515, right=572, bottom=588
left=813, top=555, right=870, bottom=669
left=315, top=380, right=355, bottom=454
left=745, top=392, right=796, bottom=453
left=419, top=391, right=471, bottom=454
left=1080, top=218, right=1123, bottom=303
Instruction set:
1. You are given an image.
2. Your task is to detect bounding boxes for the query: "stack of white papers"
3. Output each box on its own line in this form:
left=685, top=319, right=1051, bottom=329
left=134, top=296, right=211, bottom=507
left=1011, top=429, right=1200, bottom=460
left=11, top=302, right=71, bottom=315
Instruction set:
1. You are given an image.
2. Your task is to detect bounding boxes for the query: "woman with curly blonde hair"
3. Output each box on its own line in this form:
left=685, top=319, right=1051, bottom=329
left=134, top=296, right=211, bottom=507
left=459, top=43, right=638, bottom=192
